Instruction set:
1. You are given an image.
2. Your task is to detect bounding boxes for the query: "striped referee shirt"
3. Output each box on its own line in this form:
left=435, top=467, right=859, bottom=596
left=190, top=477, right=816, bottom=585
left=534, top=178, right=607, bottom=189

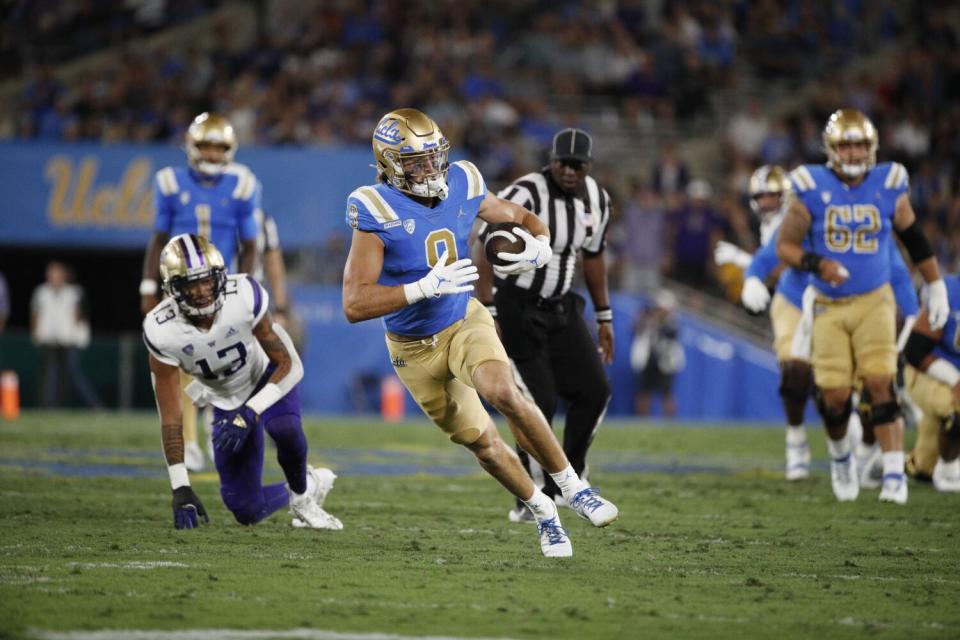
left=487, top=169, right=612, bottom=298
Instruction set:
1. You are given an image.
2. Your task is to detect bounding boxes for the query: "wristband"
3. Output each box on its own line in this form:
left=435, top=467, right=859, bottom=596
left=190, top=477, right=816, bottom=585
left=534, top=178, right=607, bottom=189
left=927, top=359, right=960, bottom=388
left=139, top=279, right=159, bottom=296
left=799, top=252, right=823, bottom=274
left=167, top=462, right=189, bottom=490
left=246, top=384, right=280, bottom=416
left=403, top=281, right=426, bottom=305
left=595, top=307, right=613, bottom=323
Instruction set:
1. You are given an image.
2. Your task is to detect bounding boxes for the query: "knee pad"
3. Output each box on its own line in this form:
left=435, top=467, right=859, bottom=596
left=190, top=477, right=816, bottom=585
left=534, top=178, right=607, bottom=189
left=815, top=390, right=852, bottom=429
left=857, top=388, right=873, bottom=427
left=870, top=399, right=902, bottom=425
left=779, top=363, right=813, bottom=403
left=221, top=495, right=261, bottom=526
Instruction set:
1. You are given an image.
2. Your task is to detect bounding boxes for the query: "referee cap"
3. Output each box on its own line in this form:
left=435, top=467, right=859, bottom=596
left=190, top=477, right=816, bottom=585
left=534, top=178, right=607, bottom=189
left=550, top=128, right=593, bottom=162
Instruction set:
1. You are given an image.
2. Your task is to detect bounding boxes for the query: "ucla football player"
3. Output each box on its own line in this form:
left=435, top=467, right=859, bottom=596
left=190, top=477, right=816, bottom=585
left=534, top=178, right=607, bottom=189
left=716, top=166, right=816, bottom=480
left=777, top=109, right=949, bottom=504
left=342, top=109, right=619, bottom=558
left=144, top=234, right=341, bottom=530
left=140, top=113, right=262, bottom=472
left=902, top=278, right=960, bottom=492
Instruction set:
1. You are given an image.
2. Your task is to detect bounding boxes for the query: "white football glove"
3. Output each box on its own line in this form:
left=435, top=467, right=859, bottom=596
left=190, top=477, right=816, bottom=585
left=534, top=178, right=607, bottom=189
left=741, top=276, right=771, bottom=313
left=926, top=278, right=949, bottom=330
left=493, top=227, right=553, bottom=277
left=403, top=249, right=479, bottom=304
left=714, top=241, right=753, bottom=269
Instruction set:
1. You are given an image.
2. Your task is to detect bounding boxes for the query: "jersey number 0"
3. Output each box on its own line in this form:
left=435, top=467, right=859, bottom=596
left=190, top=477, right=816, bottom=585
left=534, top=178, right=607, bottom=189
left=424, top=229, right=457, bottom=266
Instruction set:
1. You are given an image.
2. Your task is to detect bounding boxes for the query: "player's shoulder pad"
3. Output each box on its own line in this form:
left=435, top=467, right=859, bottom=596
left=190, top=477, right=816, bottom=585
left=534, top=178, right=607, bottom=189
left=142, top=300, right=179, bottom=365
left=789, top=165, right=818, bottom=192
left=154, top=166, right=180, bottom=196
left=879, top=161, right=909, bottom=191
left=223, top=163, right=258, bottom=201
left=450, top=160, right=487, bottom=200
left=237, top=273, right=270, bottom=324
left=347, top=184, right=401, bottom=229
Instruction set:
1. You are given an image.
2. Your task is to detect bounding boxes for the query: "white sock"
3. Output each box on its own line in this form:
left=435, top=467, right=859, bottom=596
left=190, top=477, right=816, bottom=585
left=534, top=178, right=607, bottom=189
left=882, top=451, right=905, bottom=477
left=786, top=425, right=807, bottom=446
left=827, top=436, right=851, bottom=460
left=549, top=465, right=588, bottom=502
left=522, top=489, right=558, bottom=522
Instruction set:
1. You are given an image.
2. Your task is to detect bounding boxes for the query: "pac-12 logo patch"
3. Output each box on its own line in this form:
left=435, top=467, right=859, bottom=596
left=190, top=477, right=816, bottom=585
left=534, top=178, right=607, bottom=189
left=403, top=219, right=416, bottom=234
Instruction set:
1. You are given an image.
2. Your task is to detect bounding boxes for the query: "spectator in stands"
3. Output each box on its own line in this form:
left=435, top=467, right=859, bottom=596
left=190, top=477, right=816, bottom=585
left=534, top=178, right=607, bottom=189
left=630, top=290, right=684, bottom=417
left=664, top=179, right=725, bottom=292
left=30, top=261, right=101, bottom=408
left=651, top=142, right=690, bottom=198
left=610, top=181, right=666, bottom=294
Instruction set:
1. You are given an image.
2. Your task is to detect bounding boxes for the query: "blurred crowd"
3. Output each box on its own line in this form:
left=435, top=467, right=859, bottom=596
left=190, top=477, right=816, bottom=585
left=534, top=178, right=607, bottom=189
left=4, top=0, right=960, bottom=295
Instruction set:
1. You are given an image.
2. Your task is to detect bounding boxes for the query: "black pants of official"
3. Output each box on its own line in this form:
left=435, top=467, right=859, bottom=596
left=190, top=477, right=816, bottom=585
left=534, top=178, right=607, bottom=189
left=494, top=286, right=611, bottom=502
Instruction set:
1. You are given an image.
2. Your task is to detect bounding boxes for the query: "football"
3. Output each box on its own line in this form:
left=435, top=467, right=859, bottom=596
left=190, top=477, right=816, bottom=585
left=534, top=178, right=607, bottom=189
left=483, top=223, right=526, bottom=266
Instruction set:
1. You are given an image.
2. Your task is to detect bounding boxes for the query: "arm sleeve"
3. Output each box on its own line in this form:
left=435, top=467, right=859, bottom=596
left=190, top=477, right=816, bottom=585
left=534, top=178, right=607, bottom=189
left=745, top=232, right=780, bottom=280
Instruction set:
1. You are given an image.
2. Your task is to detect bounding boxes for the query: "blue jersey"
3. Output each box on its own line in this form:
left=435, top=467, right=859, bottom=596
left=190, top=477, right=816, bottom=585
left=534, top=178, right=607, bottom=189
left=745, top=226, right=808, bottom=309
left=890, top=244, right=919, bottom=316
left=932, top=276, right=960, bottom=367
left=790, top=162, right=909, bottom=299
left=346, top=161, right=487, bottom=336
left=154, top=163, right=260, bottom=268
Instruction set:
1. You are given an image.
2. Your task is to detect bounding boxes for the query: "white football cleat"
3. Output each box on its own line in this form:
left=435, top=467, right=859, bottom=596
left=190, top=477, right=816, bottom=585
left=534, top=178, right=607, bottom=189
left=785, top=439, right=811, bottom=481
left=932, top=458, right=960, bottom=493
left=856, top=442, right=882, bottom=490
left=306, top=466, right=337, bottom=507
left=289, top=492, right=343, bottom=530
left=830, top=454, right=859, bottom=502
left=184, top=441, right=205, bottom=472
left=569, top=488, right=619, bottom=527
left=536, top=515, right=572, bottom=558
left=878, top=472, right=908, bottom=505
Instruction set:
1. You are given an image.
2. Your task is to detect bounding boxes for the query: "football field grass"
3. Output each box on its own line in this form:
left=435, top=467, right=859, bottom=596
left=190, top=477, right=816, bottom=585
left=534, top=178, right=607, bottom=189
left=1, top=412, right=958, bottom=640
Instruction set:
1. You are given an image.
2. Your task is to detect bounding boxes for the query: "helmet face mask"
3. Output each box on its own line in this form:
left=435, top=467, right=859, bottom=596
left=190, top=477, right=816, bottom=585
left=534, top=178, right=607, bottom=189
left=373, top=109, right=450, bottom=200
left=748, top=165, right=791, bottom=219
left=822, top=109, right=877, bottom=180
left=185, top=112, right=237, bottom=177
left=160, top=234, right=228, bottom=319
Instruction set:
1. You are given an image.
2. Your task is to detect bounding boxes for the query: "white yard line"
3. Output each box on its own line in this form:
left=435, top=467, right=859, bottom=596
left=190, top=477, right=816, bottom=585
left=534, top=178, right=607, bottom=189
left=31, top=629, right=514, bottom=640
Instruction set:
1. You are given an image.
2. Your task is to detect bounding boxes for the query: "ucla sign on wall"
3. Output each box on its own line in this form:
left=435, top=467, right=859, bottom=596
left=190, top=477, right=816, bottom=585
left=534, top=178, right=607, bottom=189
left=0, top=142, right=373, bottom=249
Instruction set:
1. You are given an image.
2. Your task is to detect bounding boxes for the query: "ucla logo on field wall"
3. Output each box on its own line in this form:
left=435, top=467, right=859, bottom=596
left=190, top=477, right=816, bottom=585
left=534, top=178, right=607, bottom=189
left=45, top=155, right=155, bottom=228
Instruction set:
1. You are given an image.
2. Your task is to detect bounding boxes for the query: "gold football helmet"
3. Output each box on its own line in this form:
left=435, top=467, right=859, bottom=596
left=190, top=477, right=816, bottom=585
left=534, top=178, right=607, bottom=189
left=748, top=165, right=792, bottom=217
left=372, top=108, right=450, bottom=200
left=823, top=108, right=877, bottom=180
left=159, top=234, right=227, bottom=318
left=185, top=112, right=237, bottom=177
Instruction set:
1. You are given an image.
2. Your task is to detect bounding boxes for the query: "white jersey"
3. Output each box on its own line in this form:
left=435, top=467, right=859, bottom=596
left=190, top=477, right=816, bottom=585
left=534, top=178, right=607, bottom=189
left=143, top=274, right=270, bottom=410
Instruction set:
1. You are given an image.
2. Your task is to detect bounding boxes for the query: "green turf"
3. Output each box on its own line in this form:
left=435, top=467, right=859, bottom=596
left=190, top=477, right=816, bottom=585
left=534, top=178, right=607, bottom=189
left=1, top=412, right=958, bottom=640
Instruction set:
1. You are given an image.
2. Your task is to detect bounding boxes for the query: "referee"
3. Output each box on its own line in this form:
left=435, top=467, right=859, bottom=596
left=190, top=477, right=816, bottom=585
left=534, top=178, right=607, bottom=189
left=474, top=128, right=614, bottom=522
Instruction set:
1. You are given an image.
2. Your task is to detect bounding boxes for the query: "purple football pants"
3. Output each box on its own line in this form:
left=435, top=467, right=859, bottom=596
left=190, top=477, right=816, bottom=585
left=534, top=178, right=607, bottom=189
left=212, top=372, right=307, bottom=526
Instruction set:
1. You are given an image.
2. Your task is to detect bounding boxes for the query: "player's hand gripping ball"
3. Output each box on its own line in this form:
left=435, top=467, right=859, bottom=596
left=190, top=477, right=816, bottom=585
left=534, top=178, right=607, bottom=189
left=484, top=223, right=526, bottom=266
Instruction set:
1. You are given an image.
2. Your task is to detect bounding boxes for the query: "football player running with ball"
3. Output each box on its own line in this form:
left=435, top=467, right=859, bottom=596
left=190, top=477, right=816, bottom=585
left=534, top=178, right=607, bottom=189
left=144, top=234, right=342, bottom=530
left=777, top=109, right=950, bottom=505
left=342, top=109, right=618, bottom=558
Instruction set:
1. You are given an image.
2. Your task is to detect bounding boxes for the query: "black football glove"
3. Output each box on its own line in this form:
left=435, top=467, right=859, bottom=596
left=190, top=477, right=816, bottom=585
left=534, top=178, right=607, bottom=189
left=172, top=486, right=209, bottom=530
left=211, top=405, right=258, bottom=454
